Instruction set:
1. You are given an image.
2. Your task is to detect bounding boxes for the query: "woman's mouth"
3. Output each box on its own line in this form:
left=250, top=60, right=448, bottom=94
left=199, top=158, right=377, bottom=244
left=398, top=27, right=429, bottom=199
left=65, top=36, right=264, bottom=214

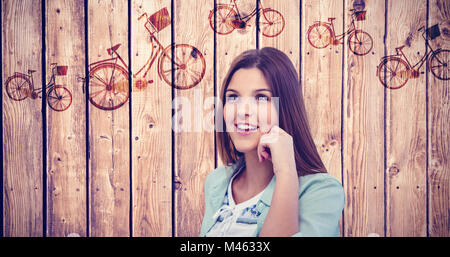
left=234, top=123, right=259, bottom=136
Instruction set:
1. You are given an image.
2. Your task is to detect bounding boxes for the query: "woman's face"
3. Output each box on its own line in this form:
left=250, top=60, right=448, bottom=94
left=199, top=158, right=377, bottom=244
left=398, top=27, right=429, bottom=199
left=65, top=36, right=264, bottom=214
left=223, top=67, right=279, bottom=154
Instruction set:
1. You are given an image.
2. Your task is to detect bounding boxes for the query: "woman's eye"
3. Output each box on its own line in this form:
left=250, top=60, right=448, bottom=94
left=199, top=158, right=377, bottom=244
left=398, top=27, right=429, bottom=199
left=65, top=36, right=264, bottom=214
left=256, top=95, right=269, bottom=102
left=226, top=95, right=238, bottom=102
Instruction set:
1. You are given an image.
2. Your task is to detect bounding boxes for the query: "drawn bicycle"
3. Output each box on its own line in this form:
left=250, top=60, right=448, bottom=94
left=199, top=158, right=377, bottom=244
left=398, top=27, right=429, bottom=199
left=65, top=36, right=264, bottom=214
left=79, top=7, right=206, bottom=111
left=5, top=63, right=72, bottom=112
left=376, top=24, right=449, bottom=89
left=209, top=0, right=285, bottom=37
left=307, top=9, right=373, bottom=56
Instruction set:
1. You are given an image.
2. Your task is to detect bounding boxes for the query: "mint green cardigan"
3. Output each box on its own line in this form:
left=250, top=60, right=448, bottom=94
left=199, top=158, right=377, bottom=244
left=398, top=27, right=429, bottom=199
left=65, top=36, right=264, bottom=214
left=200, top=160, right=345, bottom=237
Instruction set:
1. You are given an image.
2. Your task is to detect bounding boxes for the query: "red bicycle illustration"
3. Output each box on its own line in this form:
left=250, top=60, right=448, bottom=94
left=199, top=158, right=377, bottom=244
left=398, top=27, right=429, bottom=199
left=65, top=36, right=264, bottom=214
left=376, top=24, right=449, bottom=89
left=209, top=0, right=285, bottom=37
left=307, top=9, right=373, bottom=56
left=79, top=7, right=206, bottom=111
left=5, top=63, right=72, bottom=112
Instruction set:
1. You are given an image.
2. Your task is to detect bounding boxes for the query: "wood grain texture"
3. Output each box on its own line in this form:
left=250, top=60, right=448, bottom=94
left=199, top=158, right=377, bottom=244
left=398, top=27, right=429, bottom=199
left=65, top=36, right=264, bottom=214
left=385, top=0, right=427, bottom=237
left=88, top=0, right=130, bottom=237
left=216, top=0, right=257, bottom=168
left=302, top=0, right=343, bottom=235
left=260, top=0, right=300, bottom=72
left=428, top=0, right=449, bottom=237
left=173, top=0, right=215, bottom=236
left=343, top=0, right=385, bottom=237
left=131, top=0, right=172, bottom=237
left=45, top=0, right=86, bottom=237
left=2, top=0, right=43, bottom=237
left=302, top=0, right=343, bottom=181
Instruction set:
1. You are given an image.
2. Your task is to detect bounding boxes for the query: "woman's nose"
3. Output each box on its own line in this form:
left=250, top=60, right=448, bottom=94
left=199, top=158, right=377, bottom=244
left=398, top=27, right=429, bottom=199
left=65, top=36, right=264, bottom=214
left=236, top=97, right=256, bottom=118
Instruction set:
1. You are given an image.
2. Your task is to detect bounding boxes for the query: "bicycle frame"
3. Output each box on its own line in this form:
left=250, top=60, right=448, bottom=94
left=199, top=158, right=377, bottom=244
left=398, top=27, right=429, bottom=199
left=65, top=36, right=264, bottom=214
left=134, top=35, right=164, bottom=79
left=23, top=65, right=57, bottom=95
left=327, top=16, right=357, bottom=41
left=390, top=34, right=438, bottom=71
left=231, top=0, right=264, bottom=22
left=89, top=35, right=168, bottom=83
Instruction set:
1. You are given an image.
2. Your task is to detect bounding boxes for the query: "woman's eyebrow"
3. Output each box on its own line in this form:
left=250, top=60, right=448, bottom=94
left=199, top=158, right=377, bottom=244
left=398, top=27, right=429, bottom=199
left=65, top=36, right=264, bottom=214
left=225, top=88, right=272, bottom=93
left=254, top=89, right=272, bottom=93
left=225, top=88, right=238, bottom=93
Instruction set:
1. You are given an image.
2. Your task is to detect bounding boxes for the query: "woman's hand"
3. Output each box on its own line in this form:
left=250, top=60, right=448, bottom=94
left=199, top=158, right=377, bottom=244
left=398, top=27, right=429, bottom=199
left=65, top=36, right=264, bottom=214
left=258, top=125, right=300, bottom=237
left=256, top=125, right=298, bottom=178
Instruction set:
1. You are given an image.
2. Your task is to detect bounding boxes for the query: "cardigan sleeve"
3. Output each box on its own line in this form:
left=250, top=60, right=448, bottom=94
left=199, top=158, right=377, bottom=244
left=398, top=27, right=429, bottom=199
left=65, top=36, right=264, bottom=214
left=200, top=171, right=214, bottom=236
left=291, top=175, right=345, bottom=237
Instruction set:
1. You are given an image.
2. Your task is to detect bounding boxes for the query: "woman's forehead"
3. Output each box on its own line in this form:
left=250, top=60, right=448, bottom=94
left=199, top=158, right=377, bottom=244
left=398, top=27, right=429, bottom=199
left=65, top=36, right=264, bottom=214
left=227, top=67, right=271, bottom=92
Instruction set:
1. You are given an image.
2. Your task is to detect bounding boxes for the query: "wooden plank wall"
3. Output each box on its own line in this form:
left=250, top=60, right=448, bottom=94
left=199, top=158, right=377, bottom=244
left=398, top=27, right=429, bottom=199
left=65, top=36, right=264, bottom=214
left=173, top=0, right=215, bottom=236
left=46, top=0, right=86, bottom=237
left=385, top=0, right=428, bottom=236
left=1, top=0, right=449, bottom=237
left=131, top=0, right=172, bottom=237
left=88, top=0, right=130, bottom=237
left=2, top=0, right=43, bottom=237
left=428, top=0, right=449, bottom=237
left=343, top=0, right=385, bottom=236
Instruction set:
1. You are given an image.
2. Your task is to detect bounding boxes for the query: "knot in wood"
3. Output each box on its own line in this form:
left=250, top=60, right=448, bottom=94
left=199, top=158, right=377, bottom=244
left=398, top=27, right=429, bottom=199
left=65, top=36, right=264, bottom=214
left=174, top=179, right=182, bottom=190
left=389, top=166, right=400, bottom=176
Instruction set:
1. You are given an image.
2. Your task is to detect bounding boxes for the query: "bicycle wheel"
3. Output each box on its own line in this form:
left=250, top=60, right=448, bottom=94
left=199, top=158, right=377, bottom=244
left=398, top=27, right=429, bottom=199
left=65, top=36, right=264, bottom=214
left=47, top=85, right=72, bottom=112
left=259, top=8, right=285, bottom=37
left=88, top=63, right=129, bottom=110
left=5, top=74, right=32, bottom=101
left=209, top=6, right=237, bottom=35
left=377, top=57, right=410, bottom=89
left=348, top=30, right=373, bottom=56
left=307, top=23, right=332, bottom=49
left=159, top=44, right=206, bottom=90
left=429, top=49, right=449, bottom=80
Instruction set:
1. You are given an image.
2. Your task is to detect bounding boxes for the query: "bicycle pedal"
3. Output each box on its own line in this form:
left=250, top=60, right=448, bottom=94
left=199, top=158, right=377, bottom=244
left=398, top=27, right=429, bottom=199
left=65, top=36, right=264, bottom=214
left=148, top=80, right=153, bottom=84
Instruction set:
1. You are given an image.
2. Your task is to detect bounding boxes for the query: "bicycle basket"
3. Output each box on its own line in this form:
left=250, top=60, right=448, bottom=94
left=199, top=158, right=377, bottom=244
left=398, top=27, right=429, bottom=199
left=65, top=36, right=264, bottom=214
left=426, top=24, right=440, bottom=40
left=355, top=11, right=366, bottom=21
left=148, top=7, right=171, bottom=33
left=56, top=66, right=68, bottom=76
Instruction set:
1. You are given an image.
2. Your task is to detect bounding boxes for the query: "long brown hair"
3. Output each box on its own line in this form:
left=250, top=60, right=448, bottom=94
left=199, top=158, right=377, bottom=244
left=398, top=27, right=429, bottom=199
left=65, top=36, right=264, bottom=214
left=216, top=47, right=327, bottom=176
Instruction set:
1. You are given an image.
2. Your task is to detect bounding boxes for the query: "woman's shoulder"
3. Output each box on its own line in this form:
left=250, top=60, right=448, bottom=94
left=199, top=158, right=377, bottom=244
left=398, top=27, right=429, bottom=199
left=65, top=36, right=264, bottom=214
left=297, top=172, right=344, bottom=199
left=204, top=165, right=227, bottom=182
left=204, top=164, right=234, bottom=191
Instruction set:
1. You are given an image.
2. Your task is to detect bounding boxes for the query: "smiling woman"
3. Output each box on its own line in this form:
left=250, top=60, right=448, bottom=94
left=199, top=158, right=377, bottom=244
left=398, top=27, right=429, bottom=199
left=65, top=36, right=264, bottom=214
left=201, top=47, right=345, bottom=237
left=217, top=47, right=327, bottom=176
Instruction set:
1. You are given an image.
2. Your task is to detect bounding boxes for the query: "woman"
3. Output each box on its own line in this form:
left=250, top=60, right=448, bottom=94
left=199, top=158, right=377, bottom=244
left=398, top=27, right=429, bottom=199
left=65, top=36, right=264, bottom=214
left=201, top=47, right=344, bottom=237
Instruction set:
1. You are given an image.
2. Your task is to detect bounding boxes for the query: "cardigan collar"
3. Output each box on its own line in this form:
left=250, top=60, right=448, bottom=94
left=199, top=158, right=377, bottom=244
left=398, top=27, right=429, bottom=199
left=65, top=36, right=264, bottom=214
left=210, top=157, right=276, bottom=211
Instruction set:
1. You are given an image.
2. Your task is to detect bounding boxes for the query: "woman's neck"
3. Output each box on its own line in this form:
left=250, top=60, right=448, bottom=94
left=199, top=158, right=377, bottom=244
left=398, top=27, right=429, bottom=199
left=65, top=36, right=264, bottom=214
left=235, top=150, right=274, bottom=194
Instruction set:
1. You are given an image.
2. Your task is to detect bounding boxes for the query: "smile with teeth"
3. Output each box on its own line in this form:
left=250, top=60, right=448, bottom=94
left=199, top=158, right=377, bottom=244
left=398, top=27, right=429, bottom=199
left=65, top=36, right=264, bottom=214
left=235, top=123, right=259, bottom=132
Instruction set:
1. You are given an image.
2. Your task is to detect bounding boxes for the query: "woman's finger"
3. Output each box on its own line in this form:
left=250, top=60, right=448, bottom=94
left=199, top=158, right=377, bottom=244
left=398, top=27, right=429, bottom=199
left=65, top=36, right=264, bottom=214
left=262, top=149, right=271, bottom=161
left=257, top=136, right=269, bottom=162
left=258, top=134, right=275, bottom=162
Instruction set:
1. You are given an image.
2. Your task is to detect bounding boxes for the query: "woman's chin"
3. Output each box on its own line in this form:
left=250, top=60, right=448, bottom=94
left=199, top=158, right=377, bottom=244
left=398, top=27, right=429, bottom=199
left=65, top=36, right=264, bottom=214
left=234, top=144, right=258, bottom=154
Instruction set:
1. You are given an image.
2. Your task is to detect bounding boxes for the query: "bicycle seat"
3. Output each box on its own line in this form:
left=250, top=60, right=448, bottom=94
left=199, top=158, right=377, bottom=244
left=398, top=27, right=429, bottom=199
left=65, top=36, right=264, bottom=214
left=28, top=69, right=37, bottom=74
left=328, top=17, right=336, bottom=22
left=107, top=44, right=121, bottom=55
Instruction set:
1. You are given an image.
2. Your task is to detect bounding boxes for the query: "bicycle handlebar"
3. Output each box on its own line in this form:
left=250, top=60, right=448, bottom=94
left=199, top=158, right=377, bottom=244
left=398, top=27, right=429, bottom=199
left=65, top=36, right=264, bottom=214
left=418, top=26, right=427, bottom=40
left=50, top=62, right=57, bottom=66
